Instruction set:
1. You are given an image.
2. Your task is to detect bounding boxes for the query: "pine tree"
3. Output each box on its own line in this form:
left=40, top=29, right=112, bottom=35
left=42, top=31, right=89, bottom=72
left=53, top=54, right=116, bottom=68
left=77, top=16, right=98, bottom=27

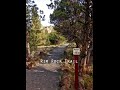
left=29, top=2, right=41, bottom=52
left=26, top=0, right=41, bottom=60
left=26, top=0, right=32, bottom=60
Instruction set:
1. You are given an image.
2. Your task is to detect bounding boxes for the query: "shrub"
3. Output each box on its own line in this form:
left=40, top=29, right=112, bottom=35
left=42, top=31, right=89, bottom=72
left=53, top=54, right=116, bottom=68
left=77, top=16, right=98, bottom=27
left=83, top=74, right=93, bottom=90
left=48, top=32, right=59, bottom=44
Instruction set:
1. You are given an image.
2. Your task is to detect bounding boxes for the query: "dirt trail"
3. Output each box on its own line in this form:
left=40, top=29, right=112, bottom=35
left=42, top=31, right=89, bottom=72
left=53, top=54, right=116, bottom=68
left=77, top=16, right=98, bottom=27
left=26, top=44, right=68, bottom=90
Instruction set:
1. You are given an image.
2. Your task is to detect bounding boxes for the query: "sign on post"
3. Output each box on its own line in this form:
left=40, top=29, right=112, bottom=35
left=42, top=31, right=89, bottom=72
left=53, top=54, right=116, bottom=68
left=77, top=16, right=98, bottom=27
left=73, top=48, right=80, bottom=90
left=73, top=48, right=80, bottom=55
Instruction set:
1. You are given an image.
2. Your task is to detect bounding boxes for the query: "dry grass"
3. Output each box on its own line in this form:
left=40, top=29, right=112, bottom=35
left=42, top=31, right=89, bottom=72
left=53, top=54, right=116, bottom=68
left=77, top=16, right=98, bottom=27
left=60, top=61, right=93, bottom=90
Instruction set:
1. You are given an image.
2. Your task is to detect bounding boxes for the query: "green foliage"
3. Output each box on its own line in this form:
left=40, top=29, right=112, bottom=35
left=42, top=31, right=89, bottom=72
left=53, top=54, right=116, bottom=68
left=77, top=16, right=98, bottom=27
left=47, top=31, right=66, bottom=45
left=83, top=74, right=93, bottom=90
left=26, top=0, right=41, bottom=52
left=58, top=35, right=66, bottom=44
left=29, top=30, right=40, bottom=52
left=38, top=30, right=50, bottom=46
left=50, top=0, right=84, bottom=43
left=50, top=0, right=93, bottom=47
left=47, top=32, right=59, bottom=45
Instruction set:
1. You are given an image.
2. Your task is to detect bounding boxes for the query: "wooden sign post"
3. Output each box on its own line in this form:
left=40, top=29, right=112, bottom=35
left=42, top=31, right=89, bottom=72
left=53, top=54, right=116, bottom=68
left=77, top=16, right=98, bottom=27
left=73, top=48, right=80, bottom=90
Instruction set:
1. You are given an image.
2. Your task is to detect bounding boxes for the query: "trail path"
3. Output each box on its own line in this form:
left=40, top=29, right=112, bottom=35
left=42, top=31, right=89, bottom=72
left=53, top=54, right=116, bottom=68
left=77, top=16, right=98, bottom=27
left=26, top=44, right=68, bottom=90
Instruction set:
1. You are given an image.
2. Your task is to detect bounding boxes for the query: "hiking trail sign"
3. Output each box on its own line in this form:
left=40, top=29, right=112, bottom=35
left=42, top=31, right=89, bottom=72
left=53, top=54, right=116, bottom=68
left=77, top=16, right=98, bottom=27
left=73, top=48, right=80, bottom=55
left=73, top=48, right=80, bottom=90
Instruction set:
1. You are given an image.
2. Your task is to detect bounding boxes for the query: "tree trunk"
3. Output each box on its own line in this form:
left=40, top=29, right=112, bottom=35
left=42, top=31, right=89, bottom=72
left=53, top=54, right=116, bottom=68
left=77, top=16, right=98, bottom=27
left=86, top=50, right=90, bottom=65
left=27, top=42, right=30, bottom=56
left=81, top=0, right=91, bottom=74
left=26, top=31, right=31, bottom=61
left=26, top=42, right=31, bottom=61
left=86, top=45, right=92, bottom=66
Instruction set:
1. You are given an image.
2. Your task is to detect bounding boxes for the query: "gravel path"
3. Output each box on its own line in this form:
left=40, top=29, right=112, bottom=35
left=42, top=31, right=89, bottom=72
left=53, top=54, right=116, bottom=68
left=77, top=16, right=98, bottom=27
left=26, top=44, right=68, bottom=90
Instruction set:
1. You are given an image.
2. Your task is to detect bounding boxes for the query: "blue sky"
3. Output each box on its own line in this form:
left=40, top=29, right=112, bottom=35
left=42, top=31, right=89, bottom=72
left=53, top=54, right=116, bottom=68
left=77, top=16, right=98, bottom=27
left=34, top=0, right=54, bottom=26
